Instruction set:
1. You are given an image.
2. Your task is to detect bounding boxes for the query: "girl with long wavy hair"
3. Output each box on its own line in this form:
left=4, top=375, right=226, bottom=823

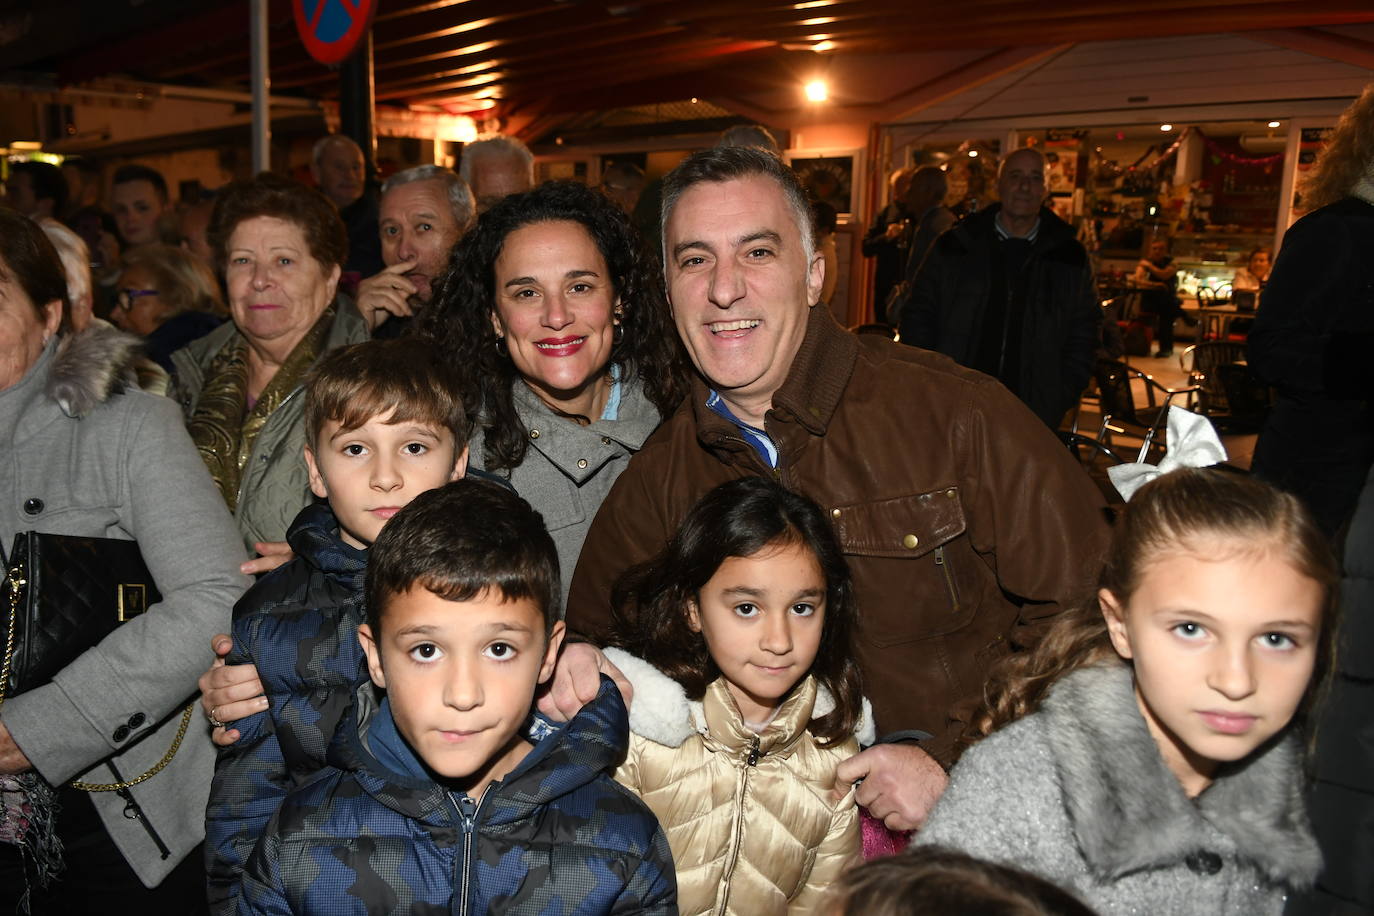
left=916, top=468, right=1337, bottom=915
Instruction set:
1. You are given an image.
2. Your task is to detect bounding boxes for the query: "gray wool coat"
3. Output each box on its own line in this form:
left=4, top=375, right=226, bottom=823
left=917, top=664, right=1322, bottom=915
left=0, top=327, right=249, bottom=887
left=469, top=376, right=661, bottom=612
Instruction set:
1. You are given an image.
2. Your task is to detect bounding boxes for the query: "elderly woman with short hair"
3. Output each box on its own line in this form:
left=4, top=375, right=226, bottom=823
left=169, top=173, right=370, bottom=561
left=0, top=208, right=248, bottom=911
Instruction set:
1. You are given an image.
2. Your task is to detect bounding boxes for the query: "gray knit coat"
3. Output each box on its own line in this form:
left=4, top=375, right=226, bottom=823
left=917, top=664, right=1322, bottom=915
left=0, top=327, right=249, bottom=886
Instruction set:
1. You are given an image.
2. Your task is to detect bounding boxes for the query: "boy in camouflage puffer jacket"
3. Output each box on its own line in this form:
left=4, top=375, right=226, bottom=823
left=237, top=480, right=676, bottom=915
left=203, top=339, right=472, bottom=913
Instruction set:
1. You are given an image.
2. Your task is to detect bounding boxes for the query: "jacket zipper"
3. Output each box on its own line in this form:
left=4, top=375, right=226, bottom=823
left=108, top=761, right=172, bottom=859
left=996, top=254, right=1035, bottom=383
left=934, top=545, right=960, bottom=611
left=448, top=792, right=480, bottom=916
left=717, top=736, right=762, bottom=915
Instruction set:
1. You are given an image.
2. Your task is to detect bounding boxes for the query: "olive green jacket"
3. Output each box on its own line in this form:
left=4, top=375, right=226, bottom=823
left=168, top=301, right=369, bottom=550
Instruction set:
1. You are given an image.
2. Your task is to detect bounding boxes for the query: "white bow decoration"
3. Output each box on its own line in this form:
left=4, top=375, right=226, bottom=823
left=1107, top=407, right=1228, bottom=501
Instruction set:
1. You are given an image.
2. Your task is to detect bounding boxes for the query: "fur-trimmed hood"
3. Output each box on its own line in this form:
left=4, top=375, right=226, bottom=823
left=45, top=323, right=166, bottom=418
left=604, top=646, right=876, bottom=749
left=1044, top=663, right=1321, bottom=889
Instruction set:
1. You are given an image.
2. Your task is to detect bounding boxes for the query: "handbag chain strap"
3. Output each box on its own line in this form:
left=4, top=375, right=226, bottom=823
left=0, top=566, right=23, bottom=714
left=2, top=560, right=195, bottom=793
left=69, top=704, right=195, bottom=792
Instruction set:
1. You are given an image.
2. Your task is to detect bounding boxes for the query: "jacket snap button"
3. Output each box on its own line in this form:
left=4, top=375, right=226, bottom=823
left=945, top=489, right=956, bottom=499
left=529, top=429, right=540, bottom=439
left=576, top=458, right=588, bottom=469
left=112, top=725, right=130, bottom=742
left=128, top=712, right=146, bottom=728
left=831, top=508, right=841, bottom=518
left=902, top=534, right=919, bottom=549
left=22, top=498, right=43, bottom=515
left=600, top=436, right=611, bottom=445
left=1184, top=851, right=1223, bottom=875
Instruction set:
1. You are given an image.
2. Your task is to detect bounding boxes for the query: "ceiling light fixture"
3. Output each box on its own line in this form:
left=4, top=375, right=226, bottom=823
left=804, top=79, right=828, bottom=102
left=1160, top=124, right=1173, bottom=131
left=968, top=149, right=979, bottom=158
left=1268, top=120, right=1281, bottom=128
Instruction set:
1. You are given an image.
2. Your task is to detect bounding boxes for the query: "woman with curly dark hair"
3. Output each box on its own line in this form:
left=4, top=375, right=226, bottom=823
left=416, top=180, right=689, bottom=603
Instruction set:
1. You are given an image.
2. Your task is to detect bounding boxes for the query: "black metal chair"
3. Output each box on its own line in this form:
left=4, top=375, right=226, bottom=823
left=1214, top=363, right=1274, bottom=433
left=1180, top=341, right=1248, bottom=416
left=1057, top=430, right=1130, bottom=506
left=1179, top=342, right=1270, bottom=432
left=1090, top=358, right=1200, bottom=462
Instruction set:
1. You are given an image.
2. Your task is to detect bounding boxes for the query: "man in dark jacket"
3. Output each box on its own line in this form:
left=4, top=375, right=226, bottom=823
left=311, top=134, right=384, bottom=278
left=900, top=149, right=1100, bottom=429
left=549, top=146, right=1109, bottom=833
left=862, top=167, right=915, bottom=309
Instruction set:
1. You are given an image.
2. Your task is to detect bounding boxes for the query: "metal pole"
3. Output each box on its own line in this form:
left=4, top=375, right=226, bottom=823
left=250, top=0, right=270, bottom=174
left=339, top=30, right=376, bottom=179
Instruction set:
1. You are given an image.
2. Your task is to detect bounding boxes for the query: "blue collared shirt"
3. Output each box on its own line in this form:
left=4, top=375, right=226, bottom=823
left=705, top=389, right=778, bottom=468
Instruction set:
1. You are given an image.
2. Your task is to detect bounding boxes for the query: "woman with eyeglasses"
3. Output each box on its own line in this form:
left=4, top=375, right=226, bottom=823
left=114, top=244, right=226, bottom=371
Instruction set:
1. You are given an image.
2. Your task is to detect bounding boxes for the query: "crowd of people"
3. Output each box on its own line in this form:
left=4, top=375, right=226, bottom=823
left=0, top=92, right=1368, bottom=916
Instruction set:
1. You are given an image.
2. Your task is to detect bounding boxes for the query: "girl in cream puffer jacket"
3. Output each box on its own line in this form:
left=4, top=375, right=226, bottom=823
left=604, top=478, right=873, bottom=915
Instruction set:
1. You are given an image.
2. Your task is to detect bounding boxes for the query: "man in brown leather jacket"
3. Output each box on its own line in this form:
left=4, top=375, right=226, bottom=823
left=545, top=146, right=1109, bottom=830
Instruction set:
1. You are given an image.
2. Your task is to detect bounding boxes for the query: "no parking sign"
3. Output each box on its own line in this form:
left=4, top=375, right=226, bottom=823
left=294, top=0, right=377, bottom=65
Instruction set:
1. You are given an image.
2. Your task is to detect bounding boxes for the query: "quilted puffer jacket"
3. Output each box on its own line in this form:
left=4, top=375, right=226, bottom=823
left=605, top=648, right=872, bottom=916
left=238, top=676, right=677, bottom=915
left=204, top=502, right=369, bottom=915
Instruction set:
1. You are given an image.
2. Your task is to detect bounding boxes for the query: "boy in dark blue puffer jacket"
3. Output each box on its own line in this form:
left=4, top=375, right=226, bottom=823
left=238, top=479, right=675, bottom=915
left=204, top=338, right=471, bottom=913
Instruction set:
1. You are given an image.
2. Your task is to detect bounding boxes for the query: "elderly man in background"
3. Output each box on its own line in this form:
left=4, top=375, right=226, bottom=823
left=310, top=134, right=383, bottom=277
left=354, top=164, right=476, bottom=334
left=111, top=164, right=172, bottom=248
left=863, top=167, right=915, bottom=311
left=600, top=160, right=646, bottom=215
left=558, top=146, right=1109, bottom=831
left=901, top=148, right=1099, bottom=430
left=460, top=134, right=535, bottom=213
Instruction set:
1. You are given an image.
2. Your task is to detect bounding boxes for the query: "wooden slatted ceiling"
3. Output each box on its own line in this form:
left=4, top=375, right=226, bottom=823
left=905, top=33, right=1374, bottom=127
left=47, top=0, right=1374, bottom=119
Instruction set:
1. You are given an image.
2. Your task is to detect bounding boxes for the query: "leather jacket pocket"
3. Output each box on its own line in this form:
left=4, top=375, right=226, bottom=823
left=829, top=487, right=977, bottom=644
left=829, top=487, right=966, bottom=559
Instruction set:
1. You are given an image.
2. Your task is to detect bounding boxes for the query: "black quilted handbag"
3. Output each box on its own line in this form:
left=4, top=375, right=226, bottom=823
left=0, top=532, right=159, bottom=696
left=0, top=532, right=194, bottom=793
